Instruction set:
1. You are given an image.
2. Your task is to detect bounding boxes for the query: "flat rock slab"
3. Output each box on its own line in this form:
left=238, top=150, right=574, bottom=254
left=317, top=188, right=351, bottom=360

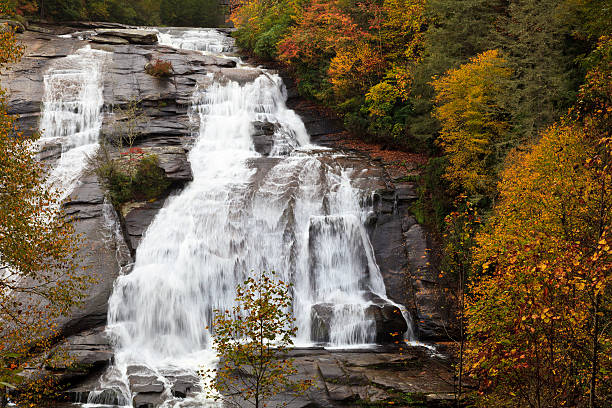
left=95, top=29, right=159, bottom=45
left=206, top=346, right=454, bottom=408
left=317, top=360, right=346, bottom=382
left=129, top=375, right=165, bottom=393
left=324, top=383, right=360, bottom=402
left=90, top=34, right=130, bottom=45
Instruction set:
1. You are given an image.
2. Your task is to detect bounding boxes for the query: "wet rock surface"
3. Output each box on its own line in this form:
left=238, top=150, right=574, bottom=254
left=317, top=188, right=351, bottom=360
left=205, top=347, right=453, bottom=407
left=61, top=346, right=453, bottom=408
left=252, top=120, right=279, bottom=156
left=59, top=174, right=132, bottom=339
left=4, top=31, right=85, bottom=136
left=48, top=326, right=113, bottom=372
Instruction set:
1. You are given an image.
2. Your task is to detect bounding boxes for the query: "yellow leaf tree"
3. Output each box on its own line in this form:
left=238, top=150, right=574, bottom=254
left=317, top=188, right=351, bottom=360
left=465, top=37, right=612, bottom=408
left=205, top=271, right=311, bottom=408
left=431, top=49, right=512, bottom=199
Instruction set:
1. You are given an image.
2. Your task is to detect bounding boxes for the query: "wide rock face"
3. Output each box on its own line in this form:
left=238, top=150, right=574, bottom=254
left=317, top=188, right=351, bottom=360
left=98, top=43, right=235, bottom=148
left=4, top=32, right=85, bottom=136
left=220, top=346, right=454, bottom=408
left=60, top=174, right=132, bottom=338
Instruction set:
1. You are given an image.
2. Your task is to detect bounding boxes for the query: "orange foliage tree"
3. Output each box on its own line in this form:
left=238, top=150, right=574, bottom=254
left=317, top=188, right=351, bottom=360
left=0, top=1, right=90, bottom=404
left=231, top=0, right=426, bottom=142
left=465, top=37, right=612, bottom=408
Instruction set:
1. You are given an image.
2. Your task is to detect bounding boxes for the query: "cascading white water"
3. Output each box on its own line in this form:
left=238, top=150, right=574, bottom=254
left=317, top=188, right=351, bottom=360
left=38, top=46, right=108, bottom=201
left=157, top=28, right=235, bottom=54
left=91, top=29, right=410, bottom=406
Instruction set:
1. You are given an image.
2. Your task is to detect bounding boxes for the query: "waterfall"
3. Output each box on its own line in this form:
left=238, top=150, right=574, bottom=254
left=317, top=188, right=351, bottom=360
left=90, top=29, right=409, bottom=406
left=38, top=46, right=108, bottom=201
left=157, top=28, right=235, bottom=53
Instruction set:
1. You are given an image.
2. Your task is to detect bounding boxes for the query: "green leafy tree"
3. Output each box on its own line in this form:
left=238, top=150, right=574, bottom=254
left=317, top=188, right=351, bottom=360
left=406, top=0, right=507, bottom=144
left=205, top=271, right=311, bottom=408
left=560, top=0, right=612, bottom=42
left=491, top=0, right=583, bottom=141
left=160, top=0, right=222, bottom=27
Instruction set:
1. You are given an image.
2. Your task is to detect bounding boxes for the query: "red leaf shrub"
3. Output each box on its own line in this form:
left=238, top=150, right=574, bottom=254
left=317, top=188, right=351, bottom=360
left=145, top=58, right=173, bottom=78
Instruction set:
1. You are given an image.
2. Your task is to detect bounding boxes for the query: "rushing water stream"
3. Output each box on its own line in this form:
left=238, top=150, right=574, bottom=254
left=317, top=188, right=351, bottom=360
left=53, top=29, right=412, bottom=407
left=38, top=46, right=108, bottom=201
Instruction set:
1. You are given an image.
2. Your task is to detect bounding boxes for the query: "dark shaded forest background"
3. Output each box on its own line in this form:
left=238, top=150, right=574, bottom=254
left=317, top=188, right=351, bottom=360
left=10, top=0, right=223, bottom=27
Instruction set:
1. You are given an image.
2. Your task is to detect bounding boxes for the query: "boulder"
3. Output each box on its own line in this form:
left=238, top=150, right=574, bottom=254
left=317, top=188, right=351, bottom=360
left=133, top=392, right=166, bottom=408
left=251, top=121, right=279, bottom=156
left=152, top=146, right=193, bottom=182
left=129, top=375, right=165, bottom=393
left=167, top=374, right=202, bottom=397
left=92, top=389, right=123, bottom=405
left=95, top=29, right=158, bottom=45
left=365, top=303, right=408, bottom=343
left=311, top=304, right=334, bottom=343
left=311, top=300, right=407, bottom=344
left=212, top=67, right=262, bottom=84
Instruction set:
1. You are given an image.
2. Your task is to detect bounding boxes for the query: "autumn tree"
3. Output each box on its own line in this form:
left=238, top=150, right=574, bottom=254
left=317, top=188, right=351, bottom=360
left=439, top=196, right=481, bottom=401
left=231, top=0, right=301, bottom=60
left=431, top=49, right=512, bottom=200
left=465, top=37, right=612, bottom=408
left=403, top=0, right=507, bottom=144
left=0, top=1, right=90, bottom=403
left=9, top=0, right=37, bottom=16
left=205, top=271, right=311, bottom=408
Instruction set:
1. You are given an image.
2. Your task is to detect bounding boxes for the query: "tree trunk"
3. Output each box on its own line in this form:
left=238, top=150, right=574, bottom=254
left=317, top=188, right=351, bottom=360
left=458, top=266, right=465, bottom=402
left=589, top=293, right=600, bottom=408
left=1, top=386, right=6, bottom=408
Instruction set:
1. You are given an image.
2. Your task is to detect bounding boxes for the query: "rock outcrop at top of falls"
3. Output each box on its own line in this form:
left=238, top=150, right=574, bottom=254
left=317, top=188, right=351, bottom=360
left=3, top=25, right=456, bottom=406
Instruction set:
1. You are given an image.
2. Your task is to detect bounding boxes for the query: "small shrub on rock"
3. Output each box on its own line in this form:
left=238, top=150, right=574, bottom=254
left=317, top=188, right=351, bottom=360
left=132, top=154, right=171, bottom=200
left=92, top=150, right=171, bottom=208
left=145, top=58, right=173, bottom=77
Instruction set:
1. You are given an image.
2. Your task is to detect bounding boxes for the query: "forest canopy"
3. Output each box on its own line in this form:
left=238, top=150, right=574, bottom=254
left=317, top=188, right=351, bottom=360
left=9, top=0, right=225, bottom=27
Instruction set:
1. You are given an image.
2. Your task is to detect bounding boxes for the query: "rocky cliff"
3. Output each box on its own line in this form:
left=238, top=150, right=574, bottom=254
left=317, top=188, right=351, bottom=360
left=4, top=25, right=456, bottom=406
